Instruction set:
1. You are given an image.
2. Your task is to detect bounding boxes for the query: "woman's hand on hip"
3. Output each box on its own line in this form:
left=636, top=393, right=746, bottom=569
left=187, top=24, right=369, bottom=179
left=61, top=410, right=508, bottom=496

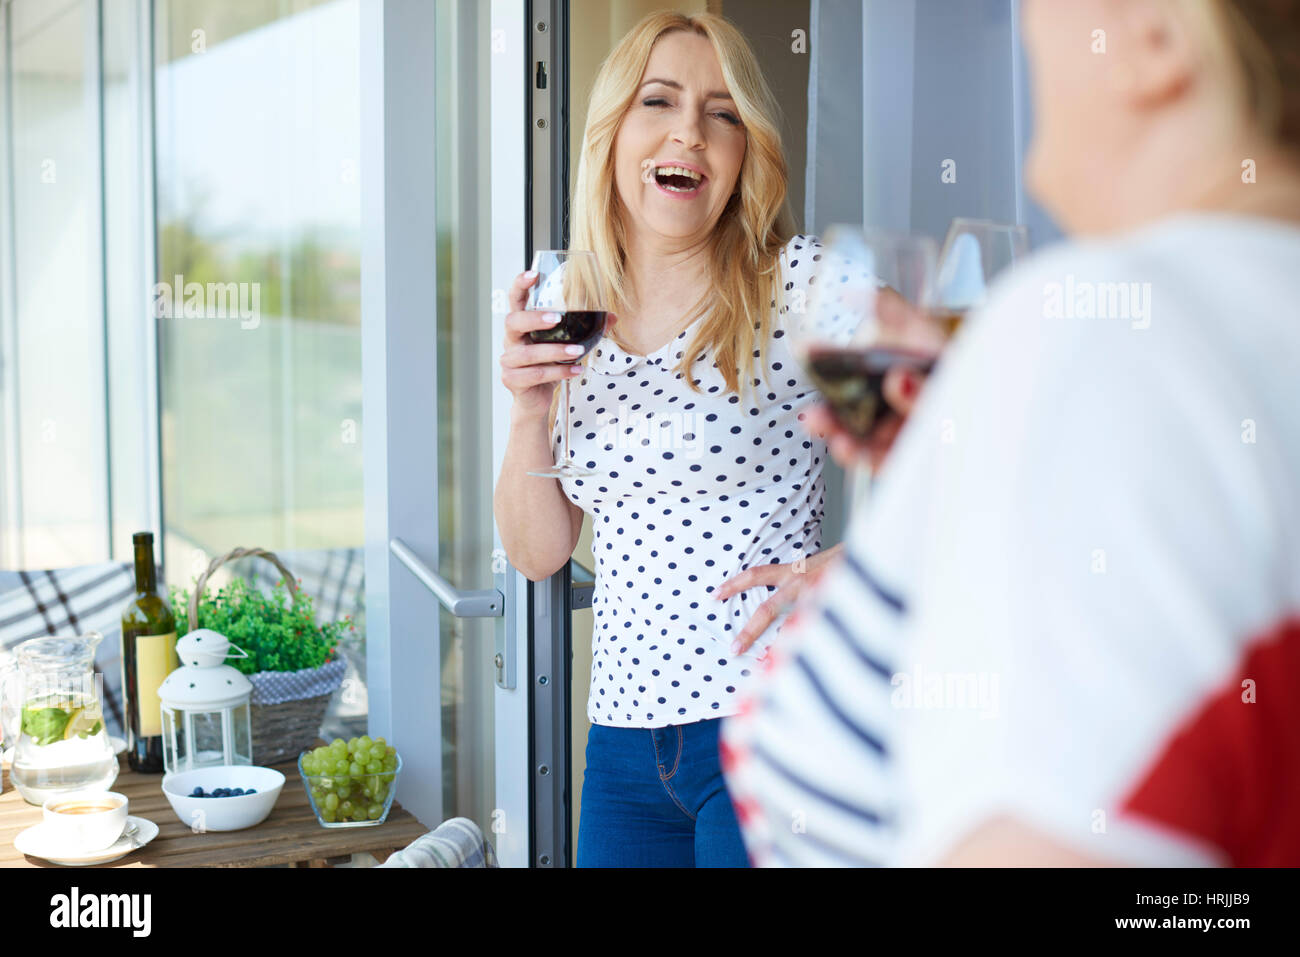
left=714, top=544, right=843, bottom=655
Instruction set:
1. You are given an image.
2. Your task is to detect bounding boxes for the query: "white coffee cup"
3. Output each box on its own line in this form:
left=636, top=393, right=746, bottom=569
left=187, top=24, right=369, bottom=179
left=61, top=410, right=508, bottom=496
left=43, top=790, right=129, bottom=851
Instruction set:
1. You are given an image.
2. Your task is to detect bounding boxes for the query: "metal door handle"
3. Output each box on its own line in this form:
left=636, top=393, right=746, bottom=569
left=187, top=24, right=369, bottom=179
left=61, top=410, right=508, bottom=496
left=389, top=538, right=504, bottom=617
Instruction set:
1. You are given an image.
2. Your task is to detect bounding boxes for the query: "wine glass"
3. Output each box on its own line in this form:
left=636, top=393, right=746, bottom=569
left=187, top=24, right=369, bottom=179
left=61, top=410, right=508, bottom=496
left=524, top=249, right=609, bottom=479
left=931, top=218, right=1029, bottom=335
left=792, top=226, right=940, bottom=442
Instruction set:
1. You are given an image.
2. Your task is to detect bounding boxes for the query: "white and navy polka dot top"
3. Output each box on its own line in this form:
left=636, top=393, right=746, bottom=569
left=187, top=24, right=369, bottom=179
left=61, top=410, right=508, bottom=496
left=555, top=234, right=829, bottom=728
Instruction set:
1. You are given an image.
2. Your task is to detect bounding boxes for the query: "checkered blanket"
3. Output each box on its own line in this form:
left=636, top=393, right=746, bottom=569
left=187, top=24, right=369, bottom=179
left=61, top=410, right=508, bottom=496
left=0, top=549, right=364, bottom=745
left=375, top=817, right=499, bottom=868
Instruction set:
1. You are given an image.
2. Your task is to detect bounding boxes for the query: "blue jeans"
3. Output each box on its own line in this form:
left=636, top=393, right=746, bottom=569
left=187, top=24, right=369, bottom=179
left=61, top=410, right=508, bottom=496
left=576, top=717, right=750, bottom=867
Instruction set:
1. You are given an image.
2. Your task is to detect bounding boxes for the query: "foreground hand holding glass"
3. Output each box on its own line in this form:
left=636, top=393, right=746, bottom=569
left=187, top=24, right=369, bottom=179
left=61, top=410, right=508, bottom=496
left=796, top=221, right=1029, bottom=466
left=793, top=227, right=943, bottom=442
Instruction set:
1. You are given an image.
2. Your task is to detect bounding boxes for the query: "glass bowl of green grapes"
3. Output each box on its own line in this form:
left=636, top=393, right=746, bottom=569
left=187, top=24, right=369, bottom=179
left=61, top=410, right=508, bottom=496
left=298, top=736, right=401, bottom=827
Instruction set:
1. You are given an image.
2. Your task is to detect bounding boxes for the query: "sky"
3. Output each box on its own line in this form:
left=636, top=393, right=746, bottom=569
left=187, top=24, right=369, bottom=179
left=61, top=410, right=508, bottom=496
left=154, top=0, right=361, bottom=246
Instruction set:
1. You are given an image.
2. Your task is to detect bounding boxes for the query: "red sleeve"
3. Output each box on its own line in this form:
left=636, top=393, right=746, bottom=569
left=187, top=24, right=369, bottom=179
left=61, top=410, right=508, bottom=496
left=1120, top=617, right=1300, bottom=867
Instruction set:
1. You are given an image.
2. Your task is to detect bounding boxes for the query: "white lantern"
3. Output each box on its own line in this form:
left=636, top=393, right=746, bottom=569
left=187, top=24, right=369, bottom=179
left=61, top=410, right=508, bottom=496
left=159, top=629, right=254, bottom=774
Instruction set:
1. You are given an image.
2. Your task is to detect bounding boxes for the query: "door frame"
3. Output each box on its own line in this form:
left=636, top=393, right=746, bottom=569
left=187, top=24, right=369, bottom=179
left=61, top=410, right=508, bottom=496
left=490, top=0, right=574, bottom=869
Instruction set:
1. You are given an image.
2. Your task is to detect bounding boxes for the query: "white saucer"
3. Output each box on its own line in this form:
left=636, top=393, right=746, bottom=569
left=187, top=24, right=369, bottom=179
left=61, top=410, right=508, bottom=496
left=13, top=815, right=158, bottom=866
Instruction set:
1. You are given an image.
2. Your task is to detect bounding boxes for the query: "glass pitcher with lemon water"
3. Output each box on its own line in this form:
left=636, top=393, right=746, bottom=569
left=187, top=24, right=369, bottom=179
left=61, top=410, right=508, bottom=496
left=3, top=632, right=118, bottom=805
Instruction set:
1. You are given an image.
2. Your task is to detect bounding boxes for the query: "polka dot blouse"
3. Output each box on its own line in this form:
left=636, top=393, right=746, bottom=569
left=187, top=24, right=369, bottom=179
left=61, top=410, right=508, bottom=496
left=555, top=234, right=830, bottom=728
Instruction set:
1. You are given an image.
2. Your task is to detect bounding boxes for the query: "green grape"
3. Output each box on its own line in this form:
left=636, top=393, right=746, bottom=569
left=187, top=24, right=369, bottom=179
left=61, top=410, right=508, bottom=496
left=334, top=758, right=349, bottom=774
left=368, top=805, right=383, bottom=820
left=331, top=738, right=347, bottom=753
left=372, top=737, right=386, bottom=749
left=359, top=734, right=373, bottom=750
left=349, top=762, right=362, bottom=776
left=385, top=746, right=396, bottom=758
left=337, top=784, right=352, bottom=800
left=347, top=736, right=359, bottom=750
left=311, top=786, right=325, bottom=799
left=352, top=808, right=368, bottom=822
left=339, top=799, right=355, bottom=816
left=324, top=792, right=339, bottom=811
left=322, top=808, right=337, bottom=823
left=364, top=760, right=381, bottom=774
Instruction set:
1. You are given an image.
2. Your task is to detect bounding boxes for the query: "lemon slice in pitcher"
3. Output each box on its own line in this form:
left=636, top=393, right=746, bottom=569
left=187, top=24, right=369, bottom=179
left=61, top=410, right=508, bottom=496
left=63, top=706, right=103, bottom=740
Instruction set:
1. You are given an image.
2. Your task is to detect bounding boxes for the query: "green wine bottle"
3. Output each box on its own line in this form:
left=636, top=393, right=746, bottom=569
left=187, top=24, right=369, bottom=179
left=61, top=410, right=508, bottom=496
left=121, top=531, right=178, bottom=773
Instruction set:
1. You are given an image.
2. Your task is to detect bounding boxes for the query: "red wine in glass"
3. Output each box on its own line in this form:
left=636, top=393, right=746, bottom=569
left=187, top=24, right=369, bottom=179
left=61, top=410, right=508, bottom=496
left=527, top=310, right=608, bottom=359
left=804, top=345, right=936, bottom=440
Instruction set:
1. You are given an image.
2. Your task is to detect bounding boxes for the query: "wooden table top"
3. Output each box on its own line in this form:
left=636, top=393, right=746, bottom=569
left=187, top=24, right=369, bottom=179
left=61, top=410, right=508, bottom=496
left=0, top=752, right=431, bottom=868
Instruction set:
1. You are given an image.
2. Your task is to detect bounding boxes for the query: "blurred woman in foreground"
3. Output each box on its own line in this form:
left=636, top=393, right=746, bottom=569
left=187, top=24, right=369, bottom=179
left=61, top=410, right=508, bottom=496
left=720, top=0, right=1300, bottom=866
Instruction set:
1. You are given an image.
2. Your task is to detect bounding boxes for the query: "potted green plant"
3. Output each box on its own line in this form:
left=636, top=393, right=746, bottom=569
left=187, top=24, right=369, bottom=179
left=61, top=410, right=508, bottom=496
left=170, top=547, right=352, bottom=766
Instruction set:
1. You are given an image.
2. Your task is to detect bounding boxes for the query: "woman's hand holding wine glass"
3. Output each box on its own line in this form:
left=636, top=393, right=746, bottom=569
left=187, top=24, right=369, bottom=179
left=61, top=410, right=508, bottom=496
left=494, top=250, right=612, bottom=578
left=500, top=266, right=616, bottom=424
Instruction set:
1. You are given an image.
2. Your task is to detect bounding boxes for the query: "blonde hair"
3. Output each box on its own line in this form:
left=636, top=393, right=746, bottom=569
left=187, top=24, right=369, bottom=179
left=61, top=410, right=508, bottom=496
left=1202, top=0, right=1300, bottom=153
left=569, top=11, right=798, bottom=399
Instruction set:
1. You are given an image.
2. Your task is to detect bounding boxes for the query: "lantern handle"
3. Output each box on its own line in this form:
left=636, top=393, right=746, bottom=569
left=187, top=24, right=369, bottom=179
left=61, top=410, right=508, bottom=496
left=225, top=642, right=249, bottom=661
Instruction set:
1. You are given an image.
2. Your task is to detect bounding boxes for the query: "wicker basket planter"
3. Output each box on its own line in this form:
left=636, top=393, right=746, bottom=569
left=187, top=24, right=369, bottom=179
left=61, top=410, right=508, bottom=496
left=187, top=547, right=347, bottom=767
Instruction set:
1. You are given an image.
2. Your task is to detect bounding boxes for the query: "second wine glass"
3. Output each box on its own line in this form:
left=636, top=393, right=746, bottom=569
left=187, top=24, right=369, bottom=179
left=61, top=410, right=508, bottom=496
left=793, top=226, right=940, bottom=441
left=931, top=218, right=1029, bottom=335
left=524, top=249, right=609, bottom=479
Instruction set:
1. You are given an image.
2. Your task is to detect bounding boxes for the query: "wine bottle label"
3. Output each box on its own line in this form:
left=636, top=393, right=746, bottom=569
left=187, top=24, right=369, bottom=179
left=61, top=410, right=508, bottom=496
left=134, top=632, right=178, bottom=737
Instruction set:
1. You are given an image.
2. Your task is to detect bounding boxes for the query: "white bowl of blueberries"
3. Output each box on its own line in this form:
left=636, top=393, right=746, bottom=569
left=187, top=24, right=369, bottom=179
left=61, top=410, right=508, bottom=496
left=161, top=765, right=285, bottom=831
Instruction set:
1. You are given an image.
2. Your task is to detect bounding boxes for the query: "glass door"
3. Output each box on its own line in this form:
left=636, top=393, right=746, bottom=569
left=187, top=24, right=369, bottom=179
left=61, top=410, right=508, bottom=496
left=359, top=0, right=508, bottom=856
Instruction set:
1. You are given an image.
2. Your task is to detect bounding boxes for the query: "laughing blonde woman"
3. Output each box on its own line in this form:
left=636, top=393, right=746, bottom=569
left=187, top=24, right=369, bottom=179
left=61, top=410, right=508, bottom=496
left=494, top=12, right=839, bottom=867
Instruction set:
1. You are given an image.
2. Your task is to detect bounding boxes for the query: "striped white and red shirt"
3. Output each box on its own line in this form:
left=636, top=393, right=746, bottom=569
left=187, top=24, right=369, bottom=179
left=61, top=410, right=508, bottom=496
left=720, top=212, right=1300, bottom=867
